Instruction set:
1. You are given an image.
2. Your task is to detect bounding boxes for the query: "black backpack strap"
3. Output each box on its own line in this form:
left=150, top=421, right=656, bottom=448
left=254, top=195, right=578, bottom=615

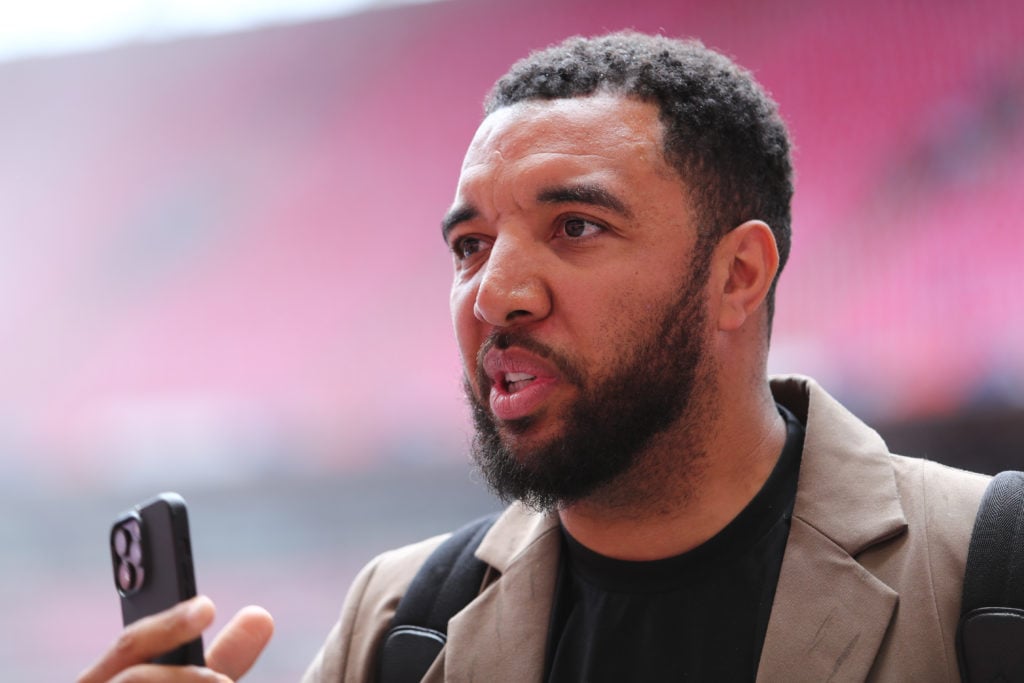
left=957, top=470, right=1024, bottom=682
left=377, top=512, right=500, bottom=683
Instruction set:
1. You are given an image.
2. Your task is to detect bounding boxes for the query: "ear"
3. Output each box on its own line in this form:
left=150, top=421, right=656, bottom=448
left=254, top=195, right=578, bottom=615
left=714, top=220, right=780, bottom=332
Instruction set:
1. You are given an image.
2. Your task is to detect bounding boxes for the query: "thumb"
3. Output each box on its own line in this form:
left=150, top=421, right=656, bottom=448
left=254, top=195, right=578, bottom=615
left=205, top=606, right=274, bottom=680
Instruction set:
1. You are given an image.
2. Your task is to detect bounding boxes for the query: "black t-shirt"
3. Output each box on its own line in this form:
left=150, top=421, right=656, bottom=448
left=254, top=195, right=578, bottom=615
left=544, top=406, right=805, bottom=682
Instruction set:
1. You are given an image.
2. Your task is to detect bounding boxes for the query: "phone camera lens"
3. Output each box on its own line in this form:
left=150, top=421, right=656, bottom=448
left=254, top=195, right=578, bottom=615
left=117, top=560, right=137, bottom=592
left=128, top=537, right=143, bottom=565
left=125, top=519, right=141, bottom=539
left=113, top=527, right=131, bottom=557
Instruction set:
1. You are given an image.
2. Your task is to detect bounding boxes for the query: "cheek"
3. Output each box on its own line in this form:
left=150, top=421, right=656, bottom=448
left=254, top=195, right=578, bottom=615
left=450, top=284, right=479, bottom=366
left=591, top=278, right=672, bottom=351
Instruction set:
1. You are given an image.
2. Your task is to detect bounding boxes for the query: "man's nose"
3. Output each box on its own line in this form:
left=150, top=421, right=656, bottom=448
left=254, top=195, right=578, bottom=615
left=473, top=235, right=552, bottom=327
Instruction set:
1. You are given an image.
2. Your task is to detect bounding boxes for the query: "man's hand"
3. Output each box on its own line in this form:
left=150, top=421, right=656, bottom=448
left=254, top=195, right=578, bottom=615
left=77, top=596, right=274, bottom=683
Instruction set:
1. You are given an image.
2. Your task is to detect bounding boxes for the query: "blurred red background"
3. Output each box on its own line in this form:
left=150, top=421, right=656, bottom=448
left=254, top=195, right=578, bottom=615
left=1, top=0, right=1021, bottom=679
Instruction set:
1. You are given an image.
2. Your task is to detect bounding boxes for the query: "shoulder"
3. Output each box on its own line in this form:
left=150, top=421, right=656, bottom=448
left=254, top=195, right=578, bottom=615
left=889, top=453, right=989, bottom=525
left=303, top=533, right=449, bottom=682
left=861, top=456, right=989, bottom=679
left=773, top=373, right=989, bottom=545
left=302, top=505, right=548, bottom=683
left=876, top=454, right=989, bottom=574
left=772, top=374, right=992, bottom=679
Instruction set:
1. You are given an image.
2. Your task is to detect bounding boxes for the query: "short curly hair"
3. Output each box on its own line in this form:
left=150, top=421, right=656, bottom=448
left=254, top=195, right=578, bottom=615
left=485, top=31, right=793, bottom=323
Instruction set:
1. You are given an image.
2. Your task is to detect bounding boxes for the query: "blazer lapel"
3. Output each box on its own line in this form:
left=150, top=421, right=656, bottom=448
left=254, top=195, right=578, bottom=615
left=436, top=506, right=561, bottom=682
left=760, top=376, right=908, bottom=681
left=756, top=518, right=899, bottom=682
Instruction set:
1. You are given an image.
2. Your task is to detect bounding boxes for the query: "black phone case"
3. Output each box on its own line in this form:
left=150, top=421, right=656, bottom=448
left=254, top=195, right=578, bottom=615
left=111, top=492, right=204, bottom=666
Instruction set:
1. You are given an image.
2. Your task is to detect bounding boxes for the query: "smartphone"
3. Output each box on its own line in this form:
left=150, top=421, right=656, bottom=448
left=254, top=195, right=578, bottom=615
left=110, top=492, right=204, bottom=666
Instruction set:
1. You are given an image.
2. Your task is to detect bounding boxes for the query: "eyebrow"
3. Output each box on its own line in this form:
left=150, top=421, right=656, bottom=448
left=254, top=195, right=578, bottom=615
left=536, top=183, right=633, bottom=218
left=441, top=204, right=477, bottom=242
left=440, top=182, right=632, bottom=242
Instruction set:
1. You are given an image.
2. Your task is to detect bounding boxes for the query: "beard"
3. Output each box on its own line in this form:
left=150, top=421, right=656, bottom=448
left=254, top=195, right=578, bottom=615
left=465, top=240, right=715, bottom=512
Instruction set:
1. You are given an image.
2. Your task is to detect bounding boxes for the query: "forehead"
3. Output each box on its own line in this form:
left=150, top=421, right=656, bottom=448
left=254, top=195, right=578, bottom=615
left=458, top=93, right=673, bottom=187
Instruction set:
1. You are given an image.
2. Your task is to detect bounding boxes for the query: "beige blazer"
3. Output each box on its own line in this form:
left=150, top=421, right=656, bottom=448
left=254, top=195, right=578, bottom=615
left=304, top=376, right=989, bottom=682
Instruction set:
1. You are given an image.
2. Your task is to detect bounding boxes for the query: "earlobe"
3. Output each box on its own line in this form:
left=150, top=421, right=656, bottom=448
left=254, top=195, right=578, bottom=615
left=716, top=220, right=780, bottom=332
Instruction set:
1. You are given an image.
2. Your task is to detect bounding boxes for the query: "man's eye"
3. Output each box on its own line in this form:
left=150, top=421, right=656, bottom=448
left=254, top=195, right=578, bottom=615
left=559, top=217, right=604, bottom=239
left=453, top=236, right=486, bottom=259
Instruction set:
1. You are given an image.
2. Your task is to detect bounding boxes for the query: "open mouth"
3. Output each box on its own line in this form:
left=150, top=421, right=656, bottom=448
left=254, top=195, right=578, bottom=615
left=482, top=347, right=558, bottom=421
left=504, top=371, right=536, bottom=394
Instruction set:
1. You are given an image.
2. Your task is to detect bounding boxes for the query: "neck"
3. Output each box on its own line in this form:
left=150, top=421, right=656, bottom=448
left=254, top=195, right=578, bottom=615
left=557, top=379, right=785, bottom=561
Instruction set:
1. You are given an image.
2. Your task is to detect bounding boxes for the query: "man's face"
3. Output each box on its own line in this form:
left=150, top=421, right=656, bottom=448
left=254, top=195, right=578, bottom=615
left=444, top=93, right=716, bottom=509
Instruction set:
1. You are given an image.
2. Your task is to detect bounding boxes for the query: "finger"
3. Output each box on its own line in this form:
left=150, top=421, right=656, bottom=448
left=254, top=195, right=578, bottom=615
left=206, top=606, right=275, bottom=680
left=107, top=663, right=228, bottom=683
left=77, top=596, right=216, bottom=683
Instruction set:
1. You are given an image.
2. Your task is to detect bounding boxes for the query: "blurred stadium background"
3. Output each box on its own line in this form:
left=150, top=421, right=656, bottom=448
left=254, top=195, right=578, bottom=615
left=1, top=0, right=1022, bottom=679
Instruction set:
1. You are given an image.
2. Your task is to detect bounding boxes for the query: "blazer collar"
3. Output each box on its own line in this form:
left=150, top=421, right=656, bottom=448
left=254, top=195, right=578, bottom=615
left=758, top=375, right=907, bottom=682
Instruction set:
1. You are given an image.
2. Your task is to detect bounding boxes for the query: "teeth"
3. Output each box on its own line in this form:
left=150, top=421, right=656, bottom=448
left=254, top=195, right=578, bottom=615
left=504, top=372, right=537, bottom=393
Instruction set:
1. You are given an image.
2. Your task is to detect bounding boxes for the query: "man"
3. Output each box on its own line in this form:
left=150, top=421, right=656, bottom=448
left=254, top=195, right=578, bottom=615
left=81, top=32, right=988, bottom=683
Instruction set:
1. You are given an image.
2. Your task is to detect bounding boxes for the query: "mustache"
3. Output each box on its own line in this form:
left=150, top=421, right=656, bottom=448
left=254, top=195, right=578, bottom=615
left=474, top=330, right=585, bottom=394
